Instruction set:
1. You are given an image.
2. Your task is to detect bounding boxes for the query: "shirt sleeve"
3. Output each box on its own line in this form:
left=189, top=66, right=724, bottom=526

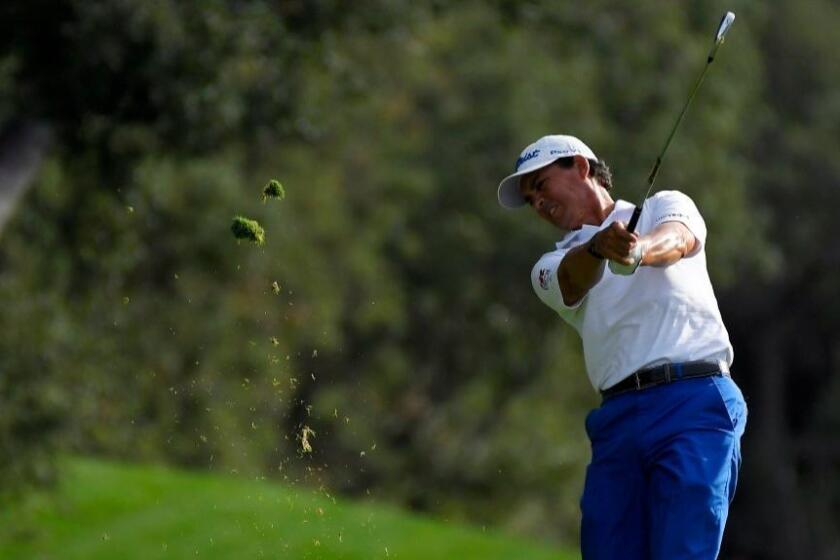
left=531, top=250, right=585, bottom=323
left=650, top=190, right=707, bottom=256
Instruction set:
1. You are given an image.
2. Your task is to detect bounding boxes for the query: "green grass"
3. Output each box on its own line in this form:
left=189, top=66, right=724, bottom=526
left=0, top=459, right=578, bottom=559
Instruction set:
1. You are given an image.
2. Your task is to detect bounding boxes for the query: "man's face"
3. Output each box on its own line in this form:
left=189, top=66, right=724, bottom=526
left=518, top=157, right=596, bottom=230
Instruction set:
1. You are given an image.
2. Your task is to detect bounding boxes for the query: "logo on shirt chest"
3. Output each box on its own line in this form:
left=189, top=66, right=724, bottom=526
left=538, top=267, right=552, bottom=290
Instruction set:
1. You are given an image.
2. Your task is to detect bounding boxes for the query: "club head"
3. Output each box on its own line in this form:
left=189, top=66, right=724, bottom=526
left=715, top=12, right=735, bottom=45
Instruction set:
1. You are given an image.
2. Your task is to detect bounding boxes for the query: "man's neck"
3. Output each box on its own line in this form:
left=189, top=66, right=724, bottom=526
left=589, top=184, right=615, bottom=226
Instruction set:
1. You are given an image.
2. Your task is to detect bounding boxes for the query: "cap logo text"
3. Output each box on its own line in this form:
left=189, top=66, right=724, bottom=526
left=515, top=149, right=540, bottom=171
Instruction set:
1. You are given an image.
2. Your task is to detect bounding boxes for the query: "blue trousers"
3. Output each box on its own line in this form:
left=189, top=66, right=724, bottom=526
left=580, top=374, right=747, bottom=559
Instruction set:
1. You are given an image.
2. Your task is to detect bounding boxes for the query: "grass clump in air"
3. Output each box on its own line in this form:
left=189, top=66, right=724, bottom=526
left=300, top=425, right=316, bottom=454
left=231, top=216, right=265, bottom=245
left=262, top=179, right=285, bottom=202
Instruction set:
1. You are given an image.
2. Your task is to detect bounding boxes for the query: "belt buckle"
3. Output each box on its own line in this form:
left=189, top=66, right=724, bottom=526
left=634, top=372, right=641, bottom=390
left=664, top=362, right=672, bottom=384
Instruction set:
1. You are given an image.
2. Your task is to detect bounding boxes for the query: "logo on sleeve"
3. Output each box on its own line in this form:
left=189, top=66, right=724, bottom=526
left=538, top=267, right=552, bottom=290
left=655, top=212, right=690, bottom=224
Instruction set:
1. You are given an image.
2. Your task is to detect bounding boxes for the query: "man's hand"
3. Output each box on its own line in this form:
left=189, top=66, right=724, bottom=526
left=590, top=221, right=642, bottom=266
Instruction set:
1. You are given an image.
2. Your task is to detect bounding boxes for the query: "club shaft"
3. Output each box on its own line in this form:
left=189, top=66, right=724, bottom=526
left=626, top=12, right=732, bottom=234
left=647, top=62, right=713, bottom=194
left=627, top=62, right=713, bottom=233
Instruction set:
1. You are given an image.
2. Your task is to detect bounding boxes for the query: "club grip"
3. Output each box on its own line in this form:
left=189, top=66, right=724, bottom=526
left=626, top=206, right=642, bottom=234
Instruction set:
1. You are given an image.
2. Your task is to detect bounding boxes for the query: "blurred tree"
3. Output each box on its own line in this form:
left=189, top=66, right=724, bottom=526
left=720, top=1, right=840, bottom=557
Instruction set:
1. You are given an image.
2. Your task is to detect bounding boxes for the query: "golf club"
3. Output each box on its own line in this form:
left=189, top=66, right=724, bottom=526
left=626, top=11, right=735, bottom=234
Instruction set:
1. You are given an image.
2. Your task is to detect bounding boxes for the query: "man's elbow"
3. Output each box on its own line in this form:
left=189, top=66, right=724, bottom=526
left=683, top=229, right=698, bottom=257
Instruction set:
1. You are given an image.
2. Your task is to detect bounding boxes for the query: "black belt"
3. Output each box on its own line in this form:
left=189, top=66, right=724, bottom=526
left=600, top=360, right=729, bottom=399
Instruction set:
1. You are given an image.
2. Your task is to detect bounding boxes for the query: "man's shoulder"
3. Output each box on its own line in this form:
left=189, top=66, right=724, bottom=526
left=649, top=190, right=695, bottom=204
left=533, top=247, right=565, bottom=268
left=646, top=189, right=707, bottom=252
left=647, top=190, right=705, bottom=221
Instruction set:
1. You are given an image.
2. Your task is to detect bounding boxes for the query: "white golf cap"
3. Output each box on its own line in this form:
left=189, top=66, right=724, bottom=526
left=497, top=134, right=598, bottom=209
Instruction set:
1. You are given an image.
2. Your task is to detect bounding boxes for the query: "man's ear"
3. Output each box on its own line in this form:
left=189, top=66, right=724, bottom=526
left=573, top=155, right=590, bottom=180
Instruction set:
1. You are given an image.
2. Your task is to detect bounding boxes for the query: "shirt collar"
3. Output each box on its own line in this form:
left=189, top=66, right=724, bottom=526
left=555, top=200, right=635, bottom=249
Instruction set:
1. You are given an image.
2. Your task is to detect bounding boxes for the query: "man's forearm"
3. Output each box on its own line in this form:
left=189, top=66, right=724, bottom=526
left=558, top=241, right=606, bottom=306
left=639, top=222, right=697, bottom=267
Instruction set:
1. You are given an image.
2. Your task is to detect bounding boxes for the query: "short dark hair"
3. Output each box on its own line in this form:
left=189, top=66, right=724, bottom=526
left=555, top=157, right=613, bottom=192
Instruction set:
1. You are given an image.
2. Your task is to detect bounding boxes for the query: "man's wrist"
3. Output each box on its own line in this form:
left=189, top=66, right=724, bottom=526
left=587, top=236, right=605, bottom=260
left=635, top=240, right=648, bottom=267
left=608, top=243, right=645, bottom=276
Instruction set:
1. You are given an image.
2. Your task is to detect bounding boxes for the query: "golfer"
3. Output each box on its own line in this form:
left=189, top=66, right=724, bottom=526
left=497, top=135, right=747, bottom=559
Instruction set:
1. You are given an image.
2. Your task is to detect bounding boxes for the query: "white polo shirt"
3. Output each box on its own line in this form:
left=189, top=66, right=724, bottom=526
left=531, top=191, right=733, bottom=392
